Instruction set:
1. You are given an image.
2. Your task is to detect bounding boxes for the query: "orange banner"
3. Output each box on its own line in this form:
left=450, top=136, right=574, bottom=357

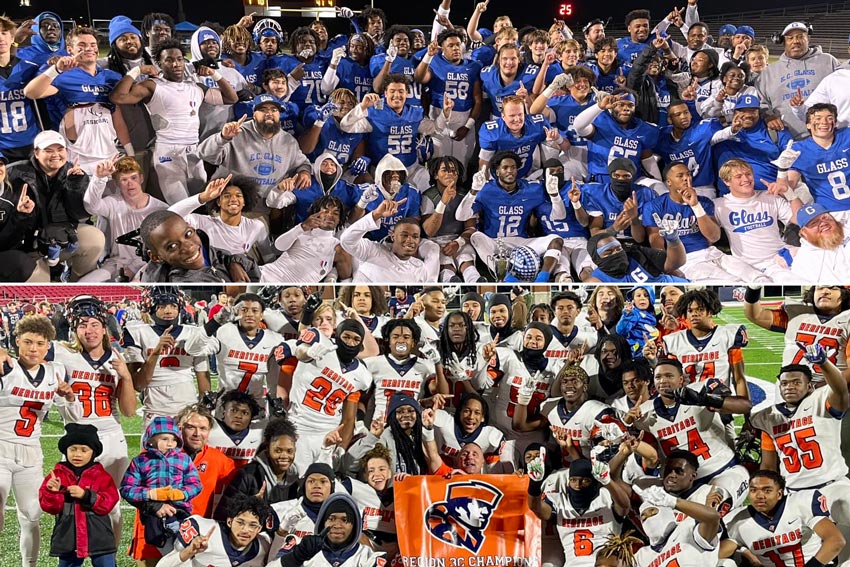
left=395, top=474, right=541, bottom=567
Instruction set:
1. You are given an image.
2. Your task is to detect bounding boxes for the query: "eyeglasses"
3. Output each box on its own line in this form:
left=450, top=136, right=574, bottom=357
left=231, top=518, right=262, bottom=531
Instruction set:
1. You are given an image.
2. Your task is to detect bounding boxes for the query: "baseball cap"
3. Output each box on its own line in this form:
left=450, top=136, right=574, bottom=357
left=782, top=22, right=808, bottom=36
left=797, top=203, right=830, bottom=227
left=33, top=130, right=66, bottom=150
left=736, top=25, right=755, bottom=38
left=734, top=94, right=760, bottom=110
left=252, top=93, right=282, bottom=110
left=197, top=29, right=219, bottom=45
left=719, top=24, right=737, bottom=36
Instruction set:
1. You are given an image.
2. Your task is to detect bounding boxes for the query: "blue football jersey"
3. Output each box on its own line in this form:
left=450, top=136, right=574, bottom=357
left=480, top=64, right=539, bottom=115
left=368, top=54, right=422, bottom=107
left=790, top=128, right=850, bottom=212
left=471, top=179, right=547, bottom=238
left=223, top=52, right=268, bottom=87
left=547, top=93, right=597, bottom=147
left=267, top=54, right=328, bottom=108
left=478, top=114, right=549, bottom=178
left=278, top=100, right=300, bottom=137
left=586, top=61, right=628, bottom=94
left=537, top=182, right=590, bottom=239
left=616, top=37, right=651, bottom=63
left=335, top=58, right=373, bottom=101
left=654, top=119, right=722, bottom=188
left=585, top=183, right=657, bottom=239
left=470, top=45, right=496, bottom=67
left=303, top=107, right=366, bottom=166
left=365, top=104, right=424, bottom=167
left=427, top=54, right=482, bottom=112
left=642, top=194, right=715, bottom=252
left=292, top=178, right=358, bottom=223
left=587, top=111, right=660, bottom=179
left=0, top=59, right=41, bottom=151
left=592, top=257, right=689, bottom=283
left=356, top=184, right=421, bottom=240
left=713, top=121, right=793, bottom=196
left=51, top=66, right=121, bottom=108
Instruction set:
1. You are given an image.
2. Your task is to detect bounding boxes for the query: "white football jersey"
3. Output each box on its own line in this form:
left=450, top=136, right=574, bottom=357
left=50, top=342, right=124, bottom=433
left=274, top=329, right=373, bottom=437
left=207, top=418, right=264, bottom=467
left=547, top=398, right=620, bottom=464
left=776, top=302, right=850, bottom=382
left=172, top=515, right=270, bottom=567
left=749, top=386, right=848, bottom=489
left=662, top=325, right=748, bottom=388
left=432, top=408, right=505, bottom=467
left=303, top=545, right=385, bottom=567
left=0, top=359, right=71, bottom=447
left=635, top=519, right=719, bottom=567
left=364, top=355, right=434, bottom=421
left=121, top=322, right=209, bottom=387
left=724, top=490, right=830, bottom=567
left=547, top=325, right=597, bottom=360
left=213, top=323, right=284, bottom=407
left=634, top=393, right=736, bottom=480
left=543, top=487, right=623, bottom=566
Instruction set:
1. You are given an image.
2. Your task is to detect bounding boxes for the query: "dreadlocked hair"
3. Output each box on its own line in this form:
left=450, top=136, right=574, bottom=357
left=106, top=46, right=153, bottom=75
left=595, top=531, right=642, bottom=567
left=389, top=412, right=428, bottom=475
left=438, top=311, right=479, bottom=368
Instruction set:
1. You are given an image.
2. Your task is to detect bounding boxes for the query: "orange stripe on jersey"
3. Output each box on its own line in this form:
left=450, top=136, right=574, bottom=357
left=728, top=348, right=744, bottom=364
left=347, top=390, right=362, bottom=403
left=761, top=430, right=775, bottom=450
left=772, top=309, right=789, bottom=331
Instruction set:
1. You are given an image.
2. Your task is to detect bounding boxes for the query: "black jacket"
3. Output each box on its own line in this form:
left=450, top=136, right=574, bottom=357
left=7, top=158, right=90, bottom=249
left=214, top=456, right=298, bottom=521
left=0, top=179, right=37, bottom=251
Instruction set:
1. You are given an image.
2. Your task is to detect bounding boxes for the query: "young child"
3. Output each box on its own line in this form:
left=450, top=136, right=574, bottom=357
left=39, top=423, right=120, bottom=567
left=615, top=285, right=660, bottom=358
left=120, top=416, right=203, bottom=548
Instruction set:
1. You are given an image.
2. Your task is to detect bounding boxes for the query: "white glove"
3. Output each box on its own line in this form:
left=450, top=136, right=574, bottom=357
left=771, top=140, right=801, bottom=170
left=633, top=485, right=678, bottom=508
left=517, top=371, right=539, bottom=406
left=357, top=184, right=379, bottom=208
left=336, top=6, right=354, bottom=18
left=331, top=46, right=346, bottom=65
left=448, top=352, right=473, bottom=382
left=527, top=446, right=546, bottom=481
left=652, top=212, right=680, bottom=241
left=543, top=73, right=574, bottom=97
left=280, top=503, right=306, bottom=532
left=306, top=341, right=337, bottom=361
left=386, top=44, right=398, bottom=63
left=590, top=446, right=611, bottom=486
left=471, top=166, right=488, bottom=193
left=417, top=341, right=441, bottom=365
left=213, top=305, right=234, bottom=324
left=594, top=420, right=625, bottom=443
left=545, top=171, right=561, bottom=197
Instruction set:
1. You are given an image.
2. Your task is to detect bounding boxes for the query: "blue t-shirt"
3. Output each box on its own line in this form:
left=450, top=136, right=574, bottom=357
left=587, top=111, right=660, bottom=179
left=427, top=54, right=482, bottom=112
left=364, top=104, right=424, bottom=167
left=223, top=52, right=268, bottom=87
left=586, top=60, right=629, bottom=94
left=303, top=107, right=366, bottom=167
left=654, top=119, right=723, bottom=188
left=713, top=121, right=793, bottom=196
left=479, top=114, right=549, bottom=178
left=642, top=194, right=715, bottom=253
left=51, top=66, right=121, bottom=108
left=471, top=179, right=548, bottom=238
left=616, top=37, right=652, bottom=64
left=355, top=184, right=421, bottom=240
left=790, top=128, right=850, bottom=212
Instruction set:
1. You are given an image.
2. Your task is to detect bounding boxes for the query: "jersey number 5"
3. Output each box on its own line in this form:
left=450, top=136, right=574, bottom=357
left=15, top=401, right=44, bottom=437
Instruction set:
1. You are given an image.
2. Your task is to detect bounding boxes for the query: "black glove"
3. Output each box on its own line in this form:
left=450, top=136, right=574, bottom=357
left=673, top=385, right=724, bottom=410
left=236, top=88, right=255, bottom=102
left=804, top=558, right=826, bottom=567
left=267, top=393, right=287, bottom=418
left=200, top=390, right=221, bottom=412
left=783, top=222, right=801, bottom=247
left=280, top=533, right=325, bottom=567
left=300, top=292, right=323, bottom=327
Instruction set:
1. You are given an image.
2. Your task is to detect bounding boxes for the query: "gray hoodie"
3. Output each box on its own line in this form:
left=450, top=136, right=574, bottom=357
left=755, top=46, right=839, bottom=138
left=197, top=119, right=311, bottom=206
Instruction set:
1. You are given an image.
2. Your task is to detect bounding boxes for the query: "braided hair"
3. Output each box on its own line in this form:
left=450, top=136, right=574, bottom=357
left=438, top=311, right=479, bottom=368
left=388, top=409, right=427, bottom=475
left=595, top=531, right=642, bottom=567
left=106, top=45, right=153, bottom=75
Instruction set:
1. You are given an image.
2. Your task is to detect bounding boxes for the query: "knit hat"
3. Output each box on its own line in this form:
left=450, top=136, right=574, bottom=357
left=303, top=462, right=336, bottom=484
left=387, top=392, right=422, bottom=416
left=58, top=423, right=103, bottom=458
left=607, top=157, right=636, bottom=176
left=736, top=25, right=755, bottom=38
left=569, top=458, right=593, bottom=478
left=460, top=292, right=485, bottom=320
left=109, top=15, right=142, bottom=46
left=524, top=321, right=554, bottom=348
left=718, top=24, right=737, bottom=36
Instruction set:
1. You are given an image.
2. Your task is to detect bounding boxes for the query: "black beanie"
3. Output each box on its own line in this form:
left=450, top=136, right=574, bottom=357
left=303, top=463, right=336, bottom=484
left=570, top=458, right=593, bottom=478
left=58, top=423, right=103, bottom=459
left=525, top=321, right=554, bottom=348
left=324, top=497, right=356, bottom=524
left=460, top=292, right=485, bottom=321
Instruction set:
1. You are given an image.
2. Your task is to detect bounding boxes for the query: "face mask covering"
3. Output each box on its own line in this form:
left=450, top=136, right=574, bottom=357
left=610, top=179, right=633, bottom=201
left=337, top=340, right=362, bottom=364
left=642, top=506, right=677, bottom=547
left=522, top=347, right=548, bottom=372
left=320, top=172, right=336, bottom=191
left=567, top=484, right=600, bottom=515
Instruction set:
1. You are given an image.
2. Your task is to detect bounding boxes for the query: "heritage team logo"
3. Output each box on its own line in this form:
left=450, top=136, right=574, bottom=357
left=425, top=480, right=503, bottom=553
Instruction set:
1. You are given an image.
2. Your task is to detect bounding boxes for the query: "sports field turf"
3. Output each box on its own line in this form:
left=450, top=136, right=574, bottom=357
left=1, top=304, right=787, bottom=565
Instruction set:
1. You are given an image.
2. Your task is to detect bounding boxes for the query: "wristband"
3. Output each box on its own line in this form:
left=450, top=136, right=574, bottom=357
left=777, top=170, right=788, bottom=180
left=313, top=119, right=325, bottom=128
left=126, top=66, right=142, bottom=80
left=570, top=199, right=583, bottom=209
left=703, top=392, right=725, bottom=410
left=421, top=426, right=435, bottom=442
left=465, top=117, right=476, bottom=130
left=211, top=70, right=223, bottom=81
left=123, top=143, right=135, bottom=157
left=435, top=200, right=447, bottom=214
left=691, top=203, right=707, bottom=218
left=357, top=199, right=369, bottom=209
left=44, top=65, right=61, bottom=79
left=528, top=479, right=543, bottom=497
left=454, top=236, right=466, bottom=248
left=744, top=286, right=762, bottom=304
left=542, top=86, right=557, bottom=98
left=422, top=53, right=434, bottom=64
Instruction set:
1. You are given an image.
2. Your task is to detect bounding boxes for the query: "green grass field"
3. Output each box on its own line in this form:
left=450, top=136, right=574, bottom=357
left=1, top=304, right=787, bottom=565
